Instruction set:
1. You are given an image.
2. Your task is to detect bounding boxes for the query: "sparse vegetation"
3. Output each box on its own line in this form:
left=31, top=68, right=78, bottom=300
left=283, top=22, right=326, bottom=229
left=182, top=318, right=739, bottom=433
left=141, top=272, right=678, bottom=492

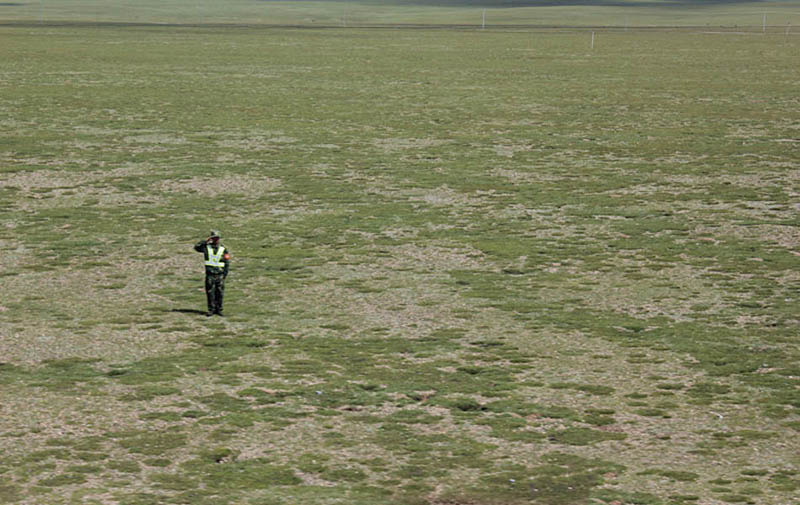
left=1, top=1, right=799, bottom=504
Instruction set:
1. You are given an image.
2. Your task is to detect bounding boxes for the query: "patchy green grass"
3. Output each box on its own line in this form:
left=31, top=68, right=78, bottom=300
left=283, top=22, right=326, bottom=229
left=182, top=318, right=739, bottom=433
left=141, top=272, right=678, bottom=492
left=1, top=8, right=799, bottom=505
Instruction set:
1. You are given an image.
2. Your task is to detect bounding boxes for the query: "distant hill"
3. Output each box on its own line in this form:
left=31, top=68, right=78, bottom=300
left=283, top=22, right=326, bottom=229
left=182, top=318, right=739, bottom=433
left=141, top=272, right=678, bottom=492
left=256, top=0, right=779, bottom=5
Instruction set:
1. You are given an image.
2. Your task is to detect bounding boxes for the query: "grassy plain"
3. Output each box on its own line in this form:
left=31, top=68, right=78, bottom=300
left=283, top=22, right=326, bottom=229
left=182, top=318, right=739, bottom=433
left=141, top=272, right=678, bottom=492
left=1, top=7, right=799, bottom=505
left=2, top=0, right=800, bottom=28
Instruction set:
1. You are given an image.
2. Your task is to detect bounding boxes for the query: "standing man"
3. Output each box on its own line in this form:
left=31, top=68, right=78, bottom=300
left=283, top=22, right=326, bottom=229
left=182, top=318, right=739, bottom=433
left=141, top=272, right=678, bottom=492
left=194, top=230, right=230, bottom=316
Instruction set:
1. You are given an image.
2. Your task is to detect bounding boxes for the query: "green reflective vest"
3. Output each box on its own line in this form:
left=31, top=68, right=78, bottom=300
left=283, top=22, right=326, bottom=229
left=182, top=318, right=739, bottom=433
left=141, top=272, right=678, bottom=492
left=205, top=245, right=226, bottom=268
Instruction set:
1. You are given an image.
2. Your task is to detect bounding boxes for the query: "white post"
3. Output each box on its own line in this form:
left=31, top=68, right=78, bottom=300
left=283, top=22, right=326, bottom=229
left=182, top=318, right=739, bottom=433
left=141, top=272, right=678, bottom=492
left=763, top=13, right=766, bottom=33
left=591, top=31, right=595, bottom=50
left=482, top=9, right=486, bottom=30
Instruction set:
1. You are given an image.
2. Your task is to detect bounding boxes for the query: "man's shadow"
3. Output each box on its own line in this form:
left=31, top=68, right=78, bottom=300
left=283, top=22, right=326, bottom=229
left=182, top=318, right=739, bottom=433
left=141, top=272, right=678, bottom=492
left=170, top=308, right=208, bottom=316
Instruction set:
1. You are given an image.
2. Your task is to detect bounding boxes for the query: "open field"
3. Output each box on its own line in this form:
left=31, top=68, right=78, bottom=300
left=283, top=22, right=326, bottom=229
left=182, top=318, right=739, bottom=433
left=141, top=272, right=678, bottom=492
left=1, top=0, right=800, bottom=28
left=1, top=5, right=799, bottom=505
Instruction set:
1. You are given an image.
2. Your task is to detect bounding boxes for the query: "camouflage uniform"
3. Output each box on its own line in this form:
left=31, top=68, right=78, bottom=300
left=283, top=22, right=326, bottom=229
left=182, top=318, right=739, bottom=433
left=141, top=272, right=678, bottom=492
left=194, top=230, right=230, bottom=316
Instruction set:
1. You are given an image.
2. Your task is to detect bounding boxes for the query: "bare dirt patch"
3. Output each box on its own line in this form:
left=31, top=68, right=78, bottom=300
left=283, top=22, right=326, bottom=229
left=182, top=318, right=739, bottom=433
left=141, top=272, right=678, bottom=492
left=373, top=137, right=449, bottom=152
left=158, top=175, right=282, bottom=197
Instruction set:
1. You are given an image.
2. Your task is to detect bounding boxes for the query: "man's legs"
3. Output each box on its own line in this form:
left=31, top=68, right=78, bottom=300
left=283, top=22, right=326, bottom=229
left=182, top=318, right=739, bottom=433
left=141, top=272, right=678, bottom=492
left=214, top=276, right=225, bottom=315
left=205, top=275, right=216, bottom=316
